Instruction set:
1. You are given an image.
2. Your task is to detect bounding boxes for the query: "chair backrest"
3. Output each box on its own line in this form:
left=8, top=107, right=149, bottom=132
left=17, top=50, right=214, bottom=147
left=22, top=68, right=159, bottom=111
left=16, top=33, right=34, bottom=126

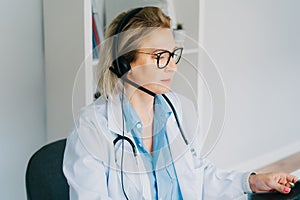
left=25, top=139, right=69, bottom=200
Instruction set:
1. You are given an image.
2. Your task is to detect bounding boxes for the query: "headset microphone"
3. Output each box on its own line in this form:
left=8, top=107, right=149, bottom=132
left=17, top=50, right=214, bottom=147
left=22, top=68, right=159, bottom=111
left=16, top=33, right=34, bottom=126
left=109, top=67, right=157, bottom=97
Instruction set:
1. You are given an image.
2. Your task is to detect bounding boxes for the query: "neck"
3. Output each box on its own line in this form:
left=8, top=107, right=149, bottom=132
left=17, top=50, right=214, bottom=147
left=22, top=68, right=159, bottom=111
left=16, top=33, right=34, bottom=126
left=125, top=83, right=154, bottom=108
left=124, top=82, right=155, bottom=127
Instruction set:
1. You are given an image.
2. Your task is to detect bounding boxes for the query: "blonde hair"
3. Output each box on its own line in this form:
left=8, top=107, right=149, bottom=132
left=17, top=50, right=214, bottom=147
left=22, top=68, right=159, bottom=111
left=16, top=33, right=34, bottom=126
left=97, top=6, right=171, bottom=99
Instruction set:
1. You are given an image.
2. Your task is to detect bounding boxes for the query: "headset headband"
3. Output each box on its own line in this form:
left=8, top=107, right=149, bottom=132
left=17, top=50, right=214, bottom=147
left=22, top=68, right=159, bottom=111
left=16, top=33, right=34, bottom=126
left=112, top=7, right=143, bottom=64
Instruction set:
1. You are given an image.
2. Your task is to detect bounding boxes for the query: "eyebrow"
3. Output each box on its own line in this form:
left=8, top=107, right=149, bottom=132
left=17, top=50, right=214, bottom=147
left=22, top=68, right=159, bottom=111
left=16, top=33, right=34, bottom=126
left=151, top=47, right=178, bottom=53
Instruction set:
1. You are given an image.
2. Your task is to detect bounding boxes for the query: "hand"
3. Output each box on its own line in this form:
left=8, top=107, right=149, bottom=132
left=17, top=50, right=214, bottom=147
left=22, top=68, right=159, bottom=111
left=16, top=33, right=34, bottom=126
left=249, top=172, right=298, bottom=194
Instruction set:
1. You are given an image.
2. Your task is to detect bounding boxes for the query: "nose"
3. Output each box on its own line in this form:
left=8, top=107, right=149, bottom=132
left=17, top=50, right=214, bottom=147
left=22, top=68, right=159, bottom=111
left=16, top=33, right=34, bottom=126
left=164, top=57, right=177, bottom=72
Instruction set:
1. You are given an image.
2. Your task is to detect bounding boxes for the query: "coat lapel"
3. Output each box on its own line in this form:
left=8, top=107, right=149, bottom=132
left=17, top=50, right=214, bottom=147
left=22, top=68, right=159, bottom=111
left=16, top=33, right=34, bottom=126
left=167, top=119, right=204, bottom=199
left=165, top=93, right=204, bottom=200
left=107, top=95, right=147, bottom=198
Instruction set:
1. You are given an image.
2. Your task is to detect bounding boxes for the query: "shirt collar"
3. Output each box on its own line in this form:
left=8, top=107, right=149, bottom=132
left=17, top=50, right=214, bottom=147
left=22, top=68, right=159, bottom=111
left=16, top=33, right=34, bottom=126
left=121, top=94, right=172, bottom=132
left=154, top=94, right=172, bottom=123
left=121, top=94, right=141, bottom=133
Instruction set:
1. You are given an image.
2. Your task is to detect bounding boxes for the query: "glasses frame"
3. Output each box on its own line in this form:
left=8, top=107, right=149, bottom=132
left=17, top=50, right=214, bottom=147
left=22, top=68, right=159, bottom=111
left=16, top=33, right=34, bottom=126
left=136, top=47, right=183, bottom=69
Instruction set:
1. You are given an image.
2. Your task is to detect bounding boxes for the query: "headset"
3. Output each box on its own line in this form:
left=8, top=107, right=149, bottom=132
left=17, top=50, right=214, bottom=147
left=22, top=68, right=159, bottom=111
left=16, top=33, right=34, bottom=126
left=108, top=7, right=195, bottom=199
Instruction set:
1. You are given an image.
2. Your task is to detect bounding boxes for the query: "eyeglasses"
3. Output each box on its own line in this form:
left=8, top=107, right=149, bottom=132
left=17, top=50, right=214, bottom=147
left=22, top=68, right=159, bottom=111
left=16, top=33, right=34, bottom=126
left=136, top=47, right=183, bottom=69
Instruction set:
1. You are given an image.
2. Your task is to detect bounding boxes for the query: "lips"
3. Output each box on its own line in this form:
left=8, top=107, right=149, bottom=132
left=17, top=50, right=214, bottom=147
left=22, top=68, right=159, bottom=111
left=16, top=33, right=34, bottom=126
left=161, top=78, right=172, bottom=83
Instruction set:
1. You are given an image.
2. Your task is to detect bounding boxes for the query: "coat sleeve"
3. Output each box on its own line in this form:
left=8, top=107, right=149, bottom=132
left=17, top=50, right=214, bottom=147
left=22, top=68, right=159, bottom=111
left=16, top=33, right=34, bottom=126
left=201, top=158, right=253, bottom=199
left=63, top=130, right=113, bottom=200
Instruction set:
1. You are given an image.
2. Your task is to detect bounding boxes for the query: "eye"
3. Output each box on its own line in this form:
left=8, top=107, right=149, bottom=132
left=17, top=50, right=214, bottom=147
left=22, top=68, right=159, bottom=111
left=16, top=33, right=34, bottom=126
left=151, top=54, right=159, bottom=59
left=157, top=52, right=168, bottom=59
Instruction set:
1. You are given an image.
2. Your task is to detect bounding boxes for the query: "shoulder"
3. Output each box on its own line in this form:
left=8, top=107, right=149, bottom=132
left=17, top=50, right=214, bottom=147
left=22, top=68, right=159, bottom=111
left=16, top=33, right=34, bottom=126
left=72, top=96, right=109, bottom=131
left=69, top=96, right=114, bottom=161
left=76, top=96, right=107, bottom=120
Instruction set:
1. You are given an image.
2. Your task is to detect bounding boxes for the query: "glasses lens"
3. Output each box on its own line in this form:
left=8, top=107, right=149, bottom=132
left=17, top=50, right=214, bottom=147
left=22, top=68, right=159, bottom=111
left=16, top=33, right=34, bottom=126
left=158, top=52, right=170, bottom=68
left=173, top=48, right=183, bottom=64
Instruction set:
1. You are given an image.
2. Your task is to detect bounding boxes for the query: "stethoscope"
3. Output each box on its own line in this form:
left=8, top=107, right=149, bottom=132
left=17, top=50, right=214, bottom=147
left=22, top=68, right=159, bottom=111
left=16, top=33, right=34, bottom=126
left=110, top=77, right=198, bottom=200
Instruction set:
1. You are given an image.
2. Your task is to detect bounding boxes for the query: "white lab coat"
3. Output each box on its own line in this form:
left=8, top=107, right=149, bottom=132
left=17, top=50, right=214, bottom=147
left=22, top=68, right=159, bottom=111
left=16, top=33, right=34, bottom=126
left=63, top=92, right=253, bottom=200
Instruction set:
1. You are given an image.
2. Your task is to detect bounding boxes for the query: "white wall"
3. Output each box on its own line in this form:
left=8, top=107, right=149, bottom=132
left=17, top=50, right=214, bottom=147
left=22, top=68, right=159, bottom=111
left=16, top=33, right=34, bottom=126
left=202, top=0, right=300, bottom=170
left=43, top=0, right=93, bottom=142
left=0, top=0, right=46, bottom=199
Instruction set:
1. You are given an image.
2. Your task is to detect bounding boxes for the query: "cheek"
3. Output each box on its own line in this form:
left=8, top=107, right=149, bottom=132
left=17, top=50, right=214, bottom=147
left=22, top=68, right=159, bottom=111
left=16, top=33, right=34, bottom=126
left=131, top=66, right=161, bottom=84
left=130, top=55, right=159, bottom=81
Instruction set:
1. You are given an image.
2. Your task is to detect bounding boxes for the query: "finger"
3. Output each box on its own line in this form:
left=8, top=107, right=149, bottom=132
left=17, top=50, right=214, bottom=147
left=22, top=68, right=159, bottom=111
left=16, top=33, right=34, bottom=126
left=286, top=174, right=299, bottom=183
left=272, top=182, right=291, bottom=194
left=278, top=177, right=287, bottom=185
left=285, top=182, right=294, bottom=188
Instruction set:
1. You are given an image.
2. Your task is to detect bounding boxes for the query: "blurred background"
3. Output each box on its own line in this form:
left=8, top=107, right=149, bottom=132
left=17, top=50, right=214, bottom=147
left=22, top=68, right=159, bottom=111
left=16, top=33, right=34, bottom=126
left=1, top=0, right=299, bottom=199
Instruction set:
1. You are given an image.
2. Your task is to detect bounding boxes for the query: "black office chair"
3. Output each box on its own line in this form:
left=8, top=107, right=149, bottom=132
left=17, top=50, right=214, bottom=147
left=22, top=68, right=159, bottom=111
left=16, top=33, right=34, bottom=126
left=25, top=139, right=69, bottom=200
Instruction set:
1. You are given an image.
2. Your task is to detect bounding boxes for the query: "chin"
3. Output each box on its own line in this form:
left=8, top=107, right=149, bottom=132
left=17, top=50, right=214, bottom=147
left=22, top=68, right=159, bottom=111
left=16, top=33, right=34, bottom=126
left=148, top=85, right=171, bottom=94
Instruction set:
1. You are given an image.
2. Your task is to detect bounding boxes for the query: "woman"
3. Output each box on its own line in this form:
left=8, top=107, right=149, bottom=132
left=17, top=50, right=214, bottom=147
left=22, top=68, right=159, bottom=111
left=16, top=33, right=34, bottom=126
left=63, top=6, right=298, bottom=199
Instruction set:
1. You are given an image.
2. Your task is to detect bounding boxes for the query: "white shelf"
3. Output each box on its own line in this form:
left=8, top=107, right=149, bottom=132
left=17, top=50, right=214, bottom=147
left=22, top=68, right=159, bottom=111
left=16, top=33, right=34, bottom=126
left=183, top=48, right=199, bottom=55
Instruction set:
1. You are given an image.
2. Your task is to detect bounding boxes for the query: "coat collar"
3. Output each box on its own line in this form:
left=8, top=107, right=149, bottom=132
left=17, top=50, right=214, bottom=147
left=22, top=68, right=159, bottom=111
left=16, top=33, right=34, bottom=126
left=107, top=93, right=176, bottom=135
left=107, top=94, right=126, bottom=135
left=106, top=92, right=186, bottom=146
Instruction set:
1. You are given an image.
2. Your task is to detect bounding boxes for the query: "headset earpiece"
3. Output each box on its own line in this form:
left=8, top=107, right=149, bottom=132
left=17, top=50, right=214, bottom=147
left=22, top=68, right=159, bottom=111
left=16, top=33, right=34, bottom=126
left=111, top=56, right=131, bottom=78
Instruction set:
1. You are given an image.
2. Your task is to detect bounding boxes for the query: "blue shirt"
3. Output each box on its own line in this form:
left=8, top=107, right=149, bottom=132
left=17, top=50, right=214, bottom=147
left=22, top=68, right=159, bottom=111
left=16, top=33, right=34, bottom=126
left=122, top=94, right=183, bottom=200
